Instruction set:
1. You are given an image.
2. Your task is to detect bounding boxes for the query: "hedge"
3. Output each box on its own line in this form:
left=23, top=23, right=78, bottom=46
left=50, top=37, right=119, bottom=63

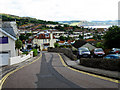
left=80, top=58, right=120, bottom=71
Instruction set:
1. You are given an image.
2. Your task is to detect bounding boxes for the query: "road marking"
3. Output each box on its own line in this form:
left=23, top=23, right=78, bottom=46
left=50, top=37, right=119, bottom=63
left=58, top=54, right=120, bottom=84
left=0, top=54, right=42, bottom=90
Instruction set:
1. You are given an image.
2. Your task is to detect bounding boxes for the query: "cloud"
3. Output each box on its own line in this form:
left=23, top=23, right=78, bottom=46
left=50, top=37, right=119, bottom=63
left=0, top=0, right=119, bottom=21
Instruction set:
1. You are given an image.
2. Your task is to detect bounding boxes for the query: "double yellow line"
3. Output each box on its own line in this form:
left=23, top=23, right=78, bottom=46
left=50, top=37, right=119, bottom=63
left=58, top=54, right=120, bottom=84
left=0, top=54, right=42, bottom=90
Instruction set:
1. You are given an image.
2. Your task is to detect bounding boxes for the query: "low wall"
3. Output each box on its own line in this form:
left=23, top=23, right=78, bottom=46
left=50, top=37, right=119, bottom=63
left=80, top=58, right=120, bottom=71
left=10, top=51, right=33, bottom=65
left=9, top=56, right=21, bottom=65
left=48, top=48, right=77, bottom=60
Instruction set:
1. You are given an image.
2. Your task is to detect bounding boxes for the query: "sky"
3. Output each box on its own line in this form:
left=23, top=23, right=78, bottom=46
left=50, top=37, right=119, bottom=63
left=0, top=0, right=120, bottom=21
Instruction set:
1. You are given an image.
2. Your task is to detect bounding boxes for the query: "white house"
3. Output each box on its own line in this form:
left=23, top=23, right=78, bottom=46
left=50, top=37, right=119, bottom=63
left=33, top=31, right=57, bottom=50
left=0, top=21, right=17, bottom=66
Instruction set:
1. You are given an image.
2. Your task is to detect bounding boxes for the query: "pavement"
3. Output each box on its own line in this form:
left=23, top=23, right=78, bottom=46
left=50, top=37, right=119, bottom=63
left=60, top=53, right=120, bottom=80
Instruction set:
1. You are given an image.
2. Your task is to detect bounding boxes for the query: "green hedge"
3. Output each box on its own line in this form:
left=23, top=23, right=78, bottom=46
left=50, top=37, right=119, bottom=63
left=80, top=58, right=120, bottom=71
left=32, top=49, right=38, bottom=57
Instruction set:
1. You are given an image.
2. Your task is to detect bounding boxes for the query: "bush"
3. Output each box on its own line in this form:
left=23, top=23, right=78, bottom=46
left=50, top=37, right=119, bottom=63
left=32, top=49, right=38, bottom=57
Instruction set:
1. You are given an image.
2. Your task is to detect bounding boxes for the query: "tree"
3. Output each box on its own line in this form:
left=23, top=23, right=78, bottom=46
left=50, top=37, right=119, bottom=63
left=79, top=34, right=83, bottom=39
left=96, top=42, right=104, bottom=49
left=19, top=34, right=28, bottom=41
left=103, top=26, right=120, bottom=48
left=54, top=43, right=60, bottom=48
left=93, top=34, right=102, bottom=40
left=15, top=39, right=22, bottom=56
left=59, top=36, right=66, bottom=41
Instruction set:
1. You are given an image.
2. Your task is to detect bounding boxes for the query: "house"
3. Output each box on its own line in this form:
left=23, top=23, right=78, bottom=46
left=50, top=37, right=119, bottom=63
left=46, top=24, right=59, bottom=28
left=72, top=40, right=96, bottom=51
left=0, top=21, right=17, bottom=66
left=33, top=31, right=57, bottom=50
left=80, top=43, right=96, bottom=51
left=67, top=40, right=75, bottom=45
left=58, top=41, right=65, bottom=45
left=58, top=40, right=75, bottom=46
left=86, top=39, right=97, bottom=46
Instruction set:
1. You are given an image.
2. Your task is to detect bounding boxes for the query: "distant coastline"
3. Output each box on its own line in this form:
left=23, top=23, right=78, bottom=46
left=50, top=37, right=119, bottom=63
left=84, top=25, right=113, bottom=29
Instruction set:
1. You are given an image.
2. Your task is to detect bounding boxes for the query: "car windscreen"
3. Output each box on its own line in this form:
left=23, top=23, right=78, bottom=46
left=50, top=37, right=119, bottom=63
left=95, top=49, right=103, bottom=52
left=79, top=48, right=89, bottom=51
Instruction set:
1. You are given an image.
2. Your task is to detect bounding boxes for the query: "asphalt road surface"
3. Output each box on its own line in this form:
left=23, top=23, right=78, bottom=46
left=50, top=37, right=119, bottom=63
left=2, top=52, right=119, bottom=89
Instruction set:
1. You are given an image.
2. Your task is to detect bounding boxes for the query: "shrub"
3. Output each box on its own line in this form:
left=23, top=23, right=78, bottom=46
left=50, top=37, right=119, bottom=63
left=32, top=49, right=38, bottom=57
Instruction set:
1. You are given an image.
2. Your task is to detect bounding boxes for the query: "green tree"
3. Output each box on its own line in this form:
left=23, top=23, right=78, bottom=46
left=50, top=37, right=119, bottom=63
left=54, top=43, right=60, bottom=48
left=19, top=34, right=28, bottom=41
left=79, top=34, right=83, bottom=39
left=96, top=42, right=104, bottom=49
left=15, top=39, right=22, bottom=56
left=103, top=26, right=120, bottom=48
left=93, top=34, right=102, bottom=40
left=59, top=36, right=66, bottom=41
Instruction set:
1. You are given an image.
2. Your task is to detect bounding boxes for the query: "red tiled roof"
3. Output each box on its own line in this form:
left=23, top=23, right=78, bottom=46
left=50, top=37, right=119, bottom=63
left=38, top=34, right=50, bottom=39
left=58, top=41, right=65, bottom=43
left=67, top=40, right=74, bottom=44
left=34, top=34, right=56, bottom=39
left=86, top=39, right=96, bottom=42
left=43, top=43, right=50, bottom=46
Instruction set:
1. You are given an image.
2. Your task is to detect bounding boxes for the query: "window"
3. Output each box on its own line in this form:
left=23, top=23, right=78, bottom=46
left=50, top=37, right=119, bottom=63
left=45, top=34, right=49, bottom=37
left=0, top=37, right=8, bottom=44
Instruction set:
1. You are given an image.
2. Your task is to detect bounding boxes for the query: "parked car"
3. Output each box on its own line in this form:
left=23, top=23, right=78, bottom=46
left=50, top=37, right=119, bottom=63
left=104, top=54, right=120, bottom=59
left=109, top=48, right=120, bottom=54
left=93, top=48, right=105, bottom=58
left=78, top=47, right=91, bottom=58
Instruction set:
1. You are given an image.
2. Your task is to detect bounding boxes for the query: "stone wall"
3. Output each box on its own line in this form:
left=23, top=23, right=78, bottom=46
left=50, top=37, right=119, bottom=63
left=48, top=48, right=77, bottom=60
left=80, top=58, right=120, bottom=71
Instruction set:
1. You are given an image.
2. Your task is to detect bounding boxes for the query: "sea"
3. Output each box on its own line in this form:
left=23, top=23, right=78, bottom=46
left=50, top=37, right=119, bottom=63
left=84, top=25, right=113, bottom=29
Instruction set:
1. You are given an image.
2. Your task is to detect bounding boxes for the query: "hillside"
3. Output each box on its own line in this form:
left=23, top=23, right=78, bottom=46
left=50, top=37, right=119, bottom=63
left=57, top=20, right=118, bottom=26
left=0, top=13, right=59, bottom=27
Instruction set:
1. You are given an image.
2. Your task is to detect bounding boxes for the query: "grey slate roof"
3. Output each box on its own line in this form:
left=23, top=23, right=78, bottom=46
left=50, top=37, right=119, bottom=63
left=1, top=22, right=16, bottom=38
left=2, top=28, right=16, bottom=38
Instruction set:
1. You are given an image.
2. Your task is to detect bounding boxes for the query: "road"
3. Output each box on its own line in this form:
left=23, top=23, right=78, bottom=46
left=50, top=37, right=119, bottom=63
left=1, top=52, right=119, bottom=89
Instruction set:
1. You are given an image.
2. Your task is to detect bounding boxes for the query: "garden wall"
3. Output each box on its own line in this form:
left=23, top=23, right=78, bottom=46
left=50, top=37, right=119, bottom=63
left=10, top=51, right=33, bottom=65
left=48, top=47, right=77, bottom=60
